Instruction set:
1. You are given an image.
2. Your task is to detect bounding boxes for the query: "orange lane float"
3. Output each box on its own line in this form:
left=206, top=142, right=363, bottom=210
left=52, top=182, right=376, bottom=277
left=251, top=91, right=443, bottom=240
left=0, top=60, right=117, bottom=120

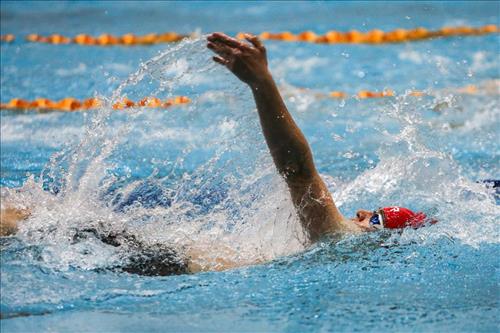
left=408, top=91, right=426, bottom=97
left=57, top=98, right=82, bottom=111
left=26, top=34, right=46, bottom=42
left=29, top=98, right=55, bottom=109
left=346, top=30, right=364, bottom=43
left=455, top=85, right=478, bottom=94
left=0, top=34, right=15, bottom=42
left=82, top=98, right=102, bottom=109
left=3, top=98, right=31, bottom=109
left=0, top=96, right=191, bottom=112
left=96, top=34, right=120, bottom=46
left=74, top=34, right=96, bottom=45
left=364, top=29, right=385, bottom=44
left=47, top=34, right=71, bottom=44
left=329, top=91, right=348, bottom=99
left=357, top=90, right=394, bottom=99
left=156, top=32, right=181, bottom=43
left=121, top=33, right=137, bottom=45
left=297, top=31, right=318, bottom=42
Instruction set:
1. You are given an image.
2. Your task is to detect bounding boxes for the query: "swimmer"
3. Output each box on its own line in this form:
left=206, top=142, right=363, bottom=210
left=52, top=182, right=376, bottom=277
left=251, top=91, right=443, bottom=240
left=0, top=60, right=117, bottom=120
left=0, top=33, right=436, bottom=275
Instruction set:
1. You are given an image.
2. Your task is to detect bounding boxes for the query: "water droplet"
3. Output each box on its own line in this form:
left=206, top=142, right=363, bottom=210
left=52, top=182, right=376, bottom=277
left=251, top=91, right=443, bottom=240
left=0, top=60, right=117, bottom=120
left=343, top=151, right=354, bottom=158
left=332, top=134, right=344, bottom=141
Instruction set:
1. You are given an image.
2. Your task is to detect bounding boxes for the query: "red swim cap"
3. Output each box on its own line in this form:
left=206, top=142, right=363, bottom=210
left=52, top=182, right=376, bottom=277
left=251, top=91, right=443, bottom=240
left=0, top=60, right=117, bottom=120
left=380, top=206, right=428, bottom=229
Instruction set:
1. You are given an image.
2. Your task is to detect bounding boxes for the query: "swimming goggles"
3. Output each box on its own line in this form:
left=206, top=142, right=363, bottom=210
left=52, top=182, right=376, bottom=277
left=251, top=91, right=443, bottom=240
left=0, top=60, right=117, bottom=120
left=369, top=210, right=385, bottom=229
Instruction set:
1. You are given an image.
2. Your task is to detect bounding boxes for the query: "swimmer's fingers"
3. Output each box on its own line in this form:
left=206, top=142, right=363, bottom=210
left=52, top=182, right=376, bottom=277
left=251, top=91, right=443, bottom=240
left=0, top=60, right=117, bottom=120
left=244, top=34, right=265, bottom=52
left=212, top=56, right=228, bottom=66
left=207, top=41, right=234, bottom=59
left=208, top=42, right=232, bottom=67
left=208, top=32, right=251, bottom=51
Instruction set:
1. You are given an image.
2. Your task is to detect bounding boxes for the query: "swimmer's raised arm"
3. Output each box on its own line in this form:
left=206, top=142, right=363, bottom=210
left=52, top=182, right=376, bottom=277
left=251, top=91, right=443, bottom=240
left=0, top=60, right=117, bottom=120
left=207, top=33, right=357, bottom=241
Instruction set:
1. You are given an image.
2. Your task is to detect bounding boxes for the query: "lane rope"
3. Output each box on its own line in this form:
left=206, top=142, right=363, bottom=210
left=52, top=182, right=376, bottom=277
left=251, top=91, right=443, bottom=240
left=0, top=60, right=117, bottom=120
left=2, top=81, right=497, bottom=112
left=2, top=32, right=188, bottom=46
left=249, top=24, right=499, bottom=44
left=0, top=25, right=497, bottom=46
left=0, top=96, right=191, bottom=112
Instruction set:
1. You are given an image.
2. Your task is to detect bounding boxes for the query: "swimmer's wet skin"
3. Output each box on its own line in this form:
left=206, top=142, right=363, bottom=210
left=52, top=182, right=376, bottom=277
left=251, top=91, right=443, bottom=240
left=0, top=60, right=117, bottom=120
left=0, top=33, right=437, bottom=276
left=0, top=207, right=30, bottom=236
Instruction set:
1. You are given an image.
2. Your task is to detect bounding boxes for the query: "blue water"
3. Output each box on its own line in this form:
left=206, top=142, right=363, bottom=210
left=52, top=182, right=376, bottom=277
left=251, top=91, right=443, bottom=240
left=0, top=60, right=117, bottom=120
left=1, top=1, right=499, bottom=332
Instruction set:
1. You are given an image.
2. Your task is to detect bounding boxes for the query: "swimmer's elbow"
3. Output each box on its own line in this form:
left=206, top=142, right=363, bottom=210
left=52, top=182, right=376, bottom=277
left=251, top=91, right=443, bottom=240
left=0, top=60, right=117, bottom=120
left=276, top=148, right=317, bottom=183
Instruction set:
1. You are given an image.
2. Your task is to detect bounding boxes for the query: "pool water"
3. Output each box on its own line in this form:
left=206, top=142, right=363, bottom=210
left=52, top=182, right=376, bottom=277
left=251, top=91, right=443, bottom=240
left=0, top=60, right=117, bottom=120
left=1, top=1, right=499, bottom=332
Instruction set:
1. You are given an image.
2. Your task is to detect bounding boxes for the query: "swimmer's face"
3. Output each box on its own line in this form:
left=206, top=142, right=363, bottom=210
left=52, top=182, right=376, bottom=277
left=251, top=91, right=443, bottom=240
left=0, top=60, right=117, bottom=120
left=351, top=209, right=377, bottom=232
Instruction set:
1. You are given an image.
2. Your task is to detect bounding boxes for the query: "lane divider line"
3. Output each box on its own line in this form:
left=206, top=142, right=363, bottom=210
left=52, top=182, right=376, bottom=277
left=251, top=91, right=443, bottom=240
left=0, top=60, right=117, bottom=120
left=249, top=24, right=499, bottom=44
left=0, top=25, right=497, bottom=46
left=2, top=82, right=497, bottom=112
left=0, top=96, right=191, bottom=112
left=2, top=32, right=188, bottom=46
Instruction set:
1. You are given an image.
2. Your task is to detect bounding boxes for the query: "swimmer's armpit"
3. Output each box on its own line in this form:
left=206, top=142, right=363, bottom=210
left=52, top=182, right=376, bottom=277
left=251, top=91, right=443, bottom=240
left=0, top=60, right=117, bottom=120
left=0, top=207, right=30, bottom=236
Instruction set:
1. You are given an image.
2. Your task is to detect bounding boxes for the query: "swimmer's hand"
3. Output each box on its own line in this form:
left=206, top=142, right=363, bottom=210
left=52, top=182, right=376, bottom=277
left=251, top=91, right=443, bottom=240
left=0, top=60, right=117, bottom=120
left=207, top=32, right=271, bottom=87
